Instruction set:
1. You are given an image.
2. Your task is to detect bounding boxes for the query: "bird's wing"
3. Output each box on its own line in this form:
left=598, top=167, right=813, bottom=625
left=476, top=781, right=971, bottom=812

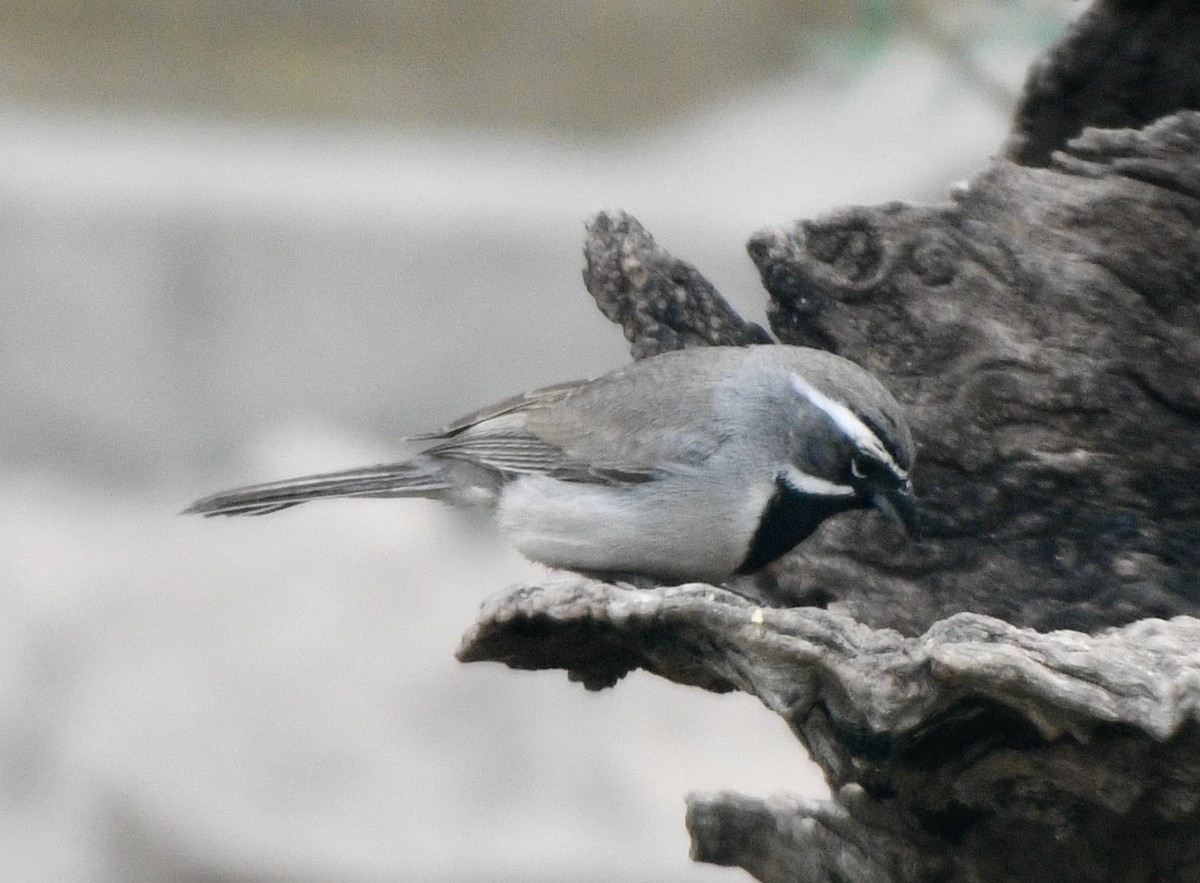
left=523, top=348, right=744, bottom=470
left=408, top=380, right=632, bottom=483
left=408, top=380, right=583, bottom=440
left=422, top=349, right=751, bottom=485
left=425, top=410, right=661, bottom=485
left=412, top=351, right=739, bottom=484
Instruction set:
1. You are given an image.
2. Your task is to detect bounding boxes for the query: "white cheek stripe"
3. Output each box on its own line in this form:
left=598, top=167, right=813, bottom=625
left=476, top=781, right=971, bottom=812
left=781, top=465, right=855, bottom=498
left=790, top=375, right=906, bottom=478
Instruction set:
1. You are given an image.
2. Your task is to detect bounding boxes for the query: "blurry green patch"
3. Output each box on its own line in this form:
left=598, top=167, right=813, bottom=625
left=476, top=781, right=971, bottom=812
left=0, top=0, right=1071, bottom=134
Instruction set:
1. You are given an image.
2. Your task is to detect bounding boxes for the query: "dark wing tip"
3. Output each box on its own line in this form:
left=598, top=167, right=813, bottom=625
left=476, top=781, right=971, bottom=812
left=180, top=491, right=232, bottom=516
left=179, top=498, right=214, bottom=517
left=180, top=494, right=301, bottom=517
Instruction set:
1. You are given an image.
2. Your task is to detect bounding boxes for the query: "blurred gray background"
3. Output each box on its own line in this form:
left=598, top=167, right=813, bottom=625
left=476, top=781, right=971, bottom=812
left=0, top=2, right=1072, bottom=880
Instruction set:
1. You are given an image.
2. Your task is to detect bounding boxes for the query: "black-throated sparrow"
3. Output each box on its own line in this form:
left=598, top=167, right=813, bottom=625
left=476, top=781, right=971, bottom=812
left=185, top=345, right=916, bottom=584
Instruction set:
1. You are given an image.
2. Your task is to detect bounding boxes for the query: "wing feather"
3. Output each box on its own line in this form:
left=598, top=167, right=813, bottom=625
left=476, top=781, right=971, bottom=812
left=183, top=461, right=453, bottom=516
left=409, top=381, right=583, bottom=440
left=425, top=413, right=659, bottom=485
left=413, top=350, right=747, bottom=485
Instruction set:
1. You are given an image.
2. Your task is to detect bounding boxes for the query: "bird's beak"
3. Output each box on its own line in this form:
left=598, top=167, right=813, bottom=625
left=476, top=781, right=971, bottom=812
left=872, top=481, right=919, bottom=536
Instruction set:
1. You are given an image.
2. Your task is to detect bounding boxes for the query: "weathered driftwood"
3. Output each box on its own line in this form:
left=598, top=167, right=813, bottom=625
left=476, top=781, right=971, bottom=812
left=746, top=110, right=1200, bottom=637
left=1005, top=0, right=1200, bottom=166
left=582, top=209, right=773, bottom=358
left=461, top=1, right=1200, bottom=879
left=460, top=583, right=1200, bottom=883
left=583, top=105, right=1200, bottom=638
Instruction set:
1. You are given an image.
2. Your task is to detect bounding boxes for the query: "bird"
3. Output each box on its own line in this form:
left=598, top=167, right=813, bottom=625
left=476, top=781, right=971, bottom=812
left=184, top=344, right=916, bottom=585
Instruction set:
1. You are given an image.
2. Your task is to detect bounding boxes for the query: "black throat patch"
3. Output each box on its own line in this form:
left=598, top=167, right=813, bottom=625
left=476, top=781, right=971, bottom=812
left=735, top=475, right=863, bottom=575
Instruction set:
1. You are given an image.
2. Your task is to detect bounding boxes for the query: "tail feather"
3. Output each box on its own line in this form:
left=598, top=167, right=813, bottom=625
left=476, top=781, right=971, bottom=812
left=183, top=461, right=452, bottom=517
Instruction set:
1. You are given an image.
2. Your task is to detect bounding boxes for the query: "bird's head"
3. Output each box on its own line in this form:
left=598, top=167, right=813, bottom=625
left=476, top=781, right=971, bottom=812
left=782, top=370, right=917, bottom=536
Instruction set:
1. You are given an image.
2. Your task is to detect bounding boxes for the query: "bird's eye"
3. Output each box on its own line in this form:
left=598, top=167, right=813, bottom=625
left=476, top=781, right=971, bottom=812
left=850, top=457, right=868, bottom=480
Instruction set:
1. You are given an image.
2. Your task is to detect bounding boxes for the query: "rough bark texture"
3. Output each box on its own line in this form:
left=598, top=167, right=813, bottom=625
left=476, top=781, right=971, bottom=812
left=461, top=1, right=1200, bottom=880
left=581, top=210, right=773, bottom=358
left=584, top=108, right=1200, bottom=638
left=460, top=582, right=1200, bottom=883
left=1005, top=0, right=1200, bottom=166
left=745, top=111, right=1200, bottom=636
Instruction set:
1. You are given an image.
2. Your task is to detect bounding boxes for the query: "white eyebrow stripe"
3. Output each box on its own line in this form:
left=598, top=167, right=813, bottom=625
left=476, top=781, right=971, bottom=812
left=781, top=465, right=855, bottom=498
left=789, top=375, right=907, bottom=478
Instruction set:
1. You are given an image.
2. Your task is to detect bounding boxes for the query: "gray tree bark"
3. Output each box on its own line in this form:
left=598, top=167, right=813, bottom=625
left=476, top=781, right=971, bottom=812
left=460, top=1, right=1200, bottom=880
left=460, top=581, right=1200, bottom=882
